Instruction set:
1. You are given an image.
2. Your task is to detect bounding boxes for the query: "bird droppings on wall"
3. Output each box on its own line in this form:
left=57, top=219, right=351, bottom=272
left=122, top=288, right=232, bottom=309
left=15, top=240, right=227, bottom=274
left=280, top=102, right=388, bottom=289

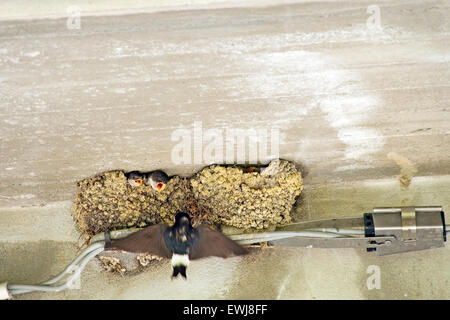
left=72, top=159, right=303, bottom=240
left=98, top=251, right=164, bottom=276
left=387, top=152, right=418, bottom=188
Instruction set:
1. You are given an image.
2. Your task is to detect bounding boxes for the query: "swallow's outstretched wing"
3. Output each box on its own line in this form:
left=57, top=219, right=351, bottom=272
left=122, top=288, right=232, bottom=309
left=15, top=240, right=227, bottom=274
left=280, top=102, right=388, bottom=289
left=105, top=224, right=172, bottom=258
left=189, top=225, right=247, bottom=260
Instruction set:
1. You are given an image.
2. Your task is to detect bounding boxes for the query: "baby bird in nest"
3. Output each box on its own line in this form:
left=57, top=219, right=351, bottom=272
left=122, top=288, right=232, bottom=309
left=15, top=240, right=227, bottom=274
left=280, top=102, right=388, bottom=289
left=126, top=170, right=170, bottom=192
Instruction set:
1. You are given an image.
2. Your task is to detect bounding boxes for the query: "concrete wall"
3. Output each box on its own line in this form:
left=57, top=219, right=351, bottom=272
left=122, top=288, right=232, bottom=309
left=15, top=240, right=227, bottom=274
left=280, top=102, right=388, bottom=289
left=0, top=0, right=449, bottom=299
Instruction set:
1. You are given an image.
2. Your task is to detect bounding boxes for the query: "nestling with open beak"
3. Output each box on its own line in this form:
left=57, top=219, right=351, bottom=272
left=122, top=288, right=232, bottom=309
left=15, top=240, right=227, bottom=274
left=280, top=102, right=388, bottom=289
left=126, top=170, right=169, bottom=192
left=105, top=212, right=247, bottom=279
left=126, top=171, right=145, bottom=187
left=144, top=170, right=169, bottom=192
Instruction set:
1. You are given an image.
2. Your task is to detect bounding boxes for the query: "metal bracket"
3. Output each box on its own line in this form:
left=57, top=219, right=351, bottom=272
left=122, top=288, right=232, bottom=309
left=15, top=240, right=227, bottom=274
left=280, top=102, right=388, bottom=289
left=365, top=206, right=446, bottom=256
left=269, top=206, right=445, bottom=256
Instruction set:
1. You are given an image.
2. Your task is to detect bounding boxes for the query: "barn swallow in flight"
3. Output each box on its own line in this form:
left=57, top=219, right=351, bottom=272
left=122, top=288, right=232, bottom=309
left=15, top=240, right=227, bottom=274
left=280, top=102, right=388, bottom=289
left=126, top=170, right=169, bottom=192
left=105, top=212, right=247, bottom=279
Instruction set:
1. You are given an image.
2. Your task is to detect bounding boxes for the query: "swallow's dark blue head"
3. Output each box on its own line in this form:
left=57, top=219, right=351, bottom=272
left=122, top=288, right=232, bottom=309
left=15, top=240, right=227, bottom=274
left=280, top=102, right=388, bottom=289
left=174, top=212, right=191, bottom=227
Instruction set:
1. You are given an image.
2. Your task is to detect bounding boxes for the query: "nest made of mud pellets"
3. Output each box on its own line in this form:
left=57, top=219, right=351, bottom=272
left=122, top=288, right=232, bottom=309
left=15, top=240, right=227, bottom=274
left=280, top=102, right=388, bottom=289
left=72, top=159, right=303, bottom=238
left=73, top=171, right=191, bottom=236
left=190, top=159, right=303, bottom=229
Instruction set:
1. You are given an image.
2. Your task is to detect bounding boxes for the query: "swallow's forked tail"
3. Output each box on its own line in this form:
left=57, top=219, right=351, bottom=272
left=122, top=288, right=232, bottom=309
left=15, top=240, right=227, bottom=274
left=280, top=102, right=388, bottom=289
left=171, top=254, right=189, bottom=279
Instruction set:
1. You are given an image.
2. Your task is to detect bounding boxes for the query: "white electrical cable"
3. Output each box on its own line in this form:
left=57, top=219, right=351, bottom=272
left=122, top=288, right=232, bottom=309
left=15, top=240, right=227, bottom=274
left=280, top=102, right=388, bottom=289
left=231, top=230, right=349, bottom=245
left=304, top=228, right=364, bottom=235
left=7, top=244, right=104, bottom=297
left=92, top=226, right=363, bottom=244
left=42, top=242, right=105, bottom=286
left=0, top=282, right=11, bottom=300
left=8, top=246, right=104, bottom=295
left=8, top=241, right=105, bottom=295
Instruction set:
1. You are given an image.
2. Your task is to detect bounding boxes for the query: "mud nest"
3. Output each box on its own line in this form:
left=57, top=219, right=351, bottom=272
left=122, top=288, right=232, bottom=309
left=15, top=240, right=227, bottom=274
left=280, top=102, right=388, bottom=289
left=73, top=171, right=192, bottom=236
left=72, top=159, right=303, bottom=238
left=190, top=159, right=303, bottom=229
